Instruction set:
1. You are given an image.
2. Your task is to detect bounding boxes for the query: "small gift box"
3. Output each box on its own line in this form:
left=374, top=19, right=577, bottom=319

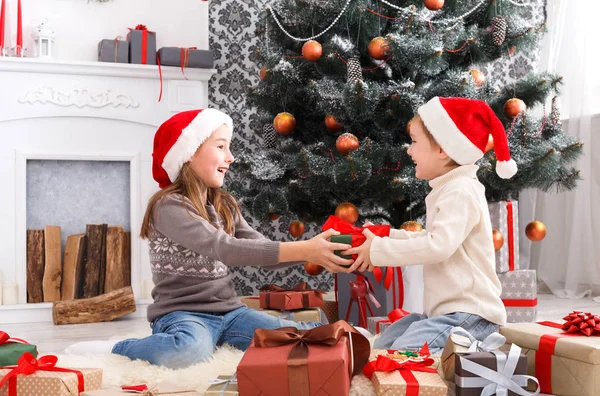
left=127, top=24, right=156, bottom=65
left=0, top=353, right=102, bottom=396
left=239, top=296, right=328, bottom=323
left=322, top=215, right=391, bottom=261
left=501, top=313, right=600, bottom=396
left=365, top=345, right=447, bottom=396
left=498, top=269, right=538, bottom=323
left=440, top=327, right=507, bottom=382
left=157, top=47, right=213, bottom=69
left=259, top=282, right=324, bottom=310
left=98, top=38, right=129, bottom=63
left=81, top=382, right=202, bottom=395
left=237, top=320, right=370, bottom=396
left=455, top=343, right=537, bottom=396
left=205, top=374, right=238, bottom=396
left=0, top=332, right=37, bottom=367
left=488, top=200, right=519, bottom=273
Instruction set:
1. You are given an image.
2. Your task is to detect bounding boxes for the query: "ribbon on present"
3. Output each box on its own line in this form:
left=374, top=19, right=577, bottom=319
left=449, top=327, right=506, bottom=353
left=128, top=24, right=153, bottom=64
left=253, top=320, right=370, bottom=396
left=456, top=343, right=540, bottom=396
left=206, top=373, right=237, bottom=396
left=363, top=344, right=437, bottom=396
left=0, top=352, right=85, bottom=396
left=506, top=200, right=516, bottom=271
left=502, top=298, right=538, bottom=307
left=535, top=312, right=600, bottom=393
left=374, top=308, right=411, bottom=334
left=0, top=332, right=28, bottom=345
left=259, top=282, right=324, bottom=309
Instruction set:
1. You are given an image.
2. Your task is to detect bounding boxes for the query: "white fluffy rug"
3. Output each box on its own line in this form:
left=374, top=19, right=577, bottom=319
left=55, top=339, right=377, bottom=395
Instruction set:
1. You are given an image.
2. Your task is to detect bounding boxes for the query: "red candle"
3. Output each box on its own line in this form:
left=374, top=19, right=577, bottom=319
left=16, top=0, right=22, bottom=55
left=0, top=0, right=6, bottom=52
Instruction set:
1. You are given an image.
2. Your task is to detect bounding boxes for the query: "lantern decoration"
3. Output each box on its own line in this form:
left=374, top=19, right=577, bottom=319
left=32, top=19, right=55, bottom=58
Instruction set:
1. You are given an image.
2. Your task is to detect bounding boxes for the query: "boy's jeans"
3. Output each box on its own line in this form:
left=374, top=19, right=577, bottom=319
left=374, top=312, right=499, bottom=354
left=112, top=306, right=320, bottom=369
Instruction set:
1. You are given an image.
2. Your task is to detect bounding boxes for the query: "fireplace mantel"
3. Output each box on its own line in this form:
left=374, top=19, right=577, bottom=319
left=0, top=57, right=217, bottom=323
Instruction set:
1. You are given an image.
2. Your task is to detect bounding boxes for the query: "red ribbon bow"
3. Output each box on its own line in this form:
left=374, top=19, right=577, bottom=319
left=561, top=311, right=600, bottom=336
left=0, top=352, right=85, bottom=396
left=134, top=24, right=147, bottom=30
left=0, top=332, right=28, bottom=345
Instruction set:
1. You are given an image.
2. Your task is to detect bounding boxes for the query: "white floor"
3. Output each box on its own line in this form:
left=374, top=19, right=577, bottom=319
left=2, top=292, right=599, bottom=355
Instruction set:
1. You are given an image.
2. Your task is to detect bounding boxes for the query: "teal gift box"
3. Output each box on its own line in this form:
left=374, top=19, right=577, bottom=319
left=0, top=341, right=38, bottom=366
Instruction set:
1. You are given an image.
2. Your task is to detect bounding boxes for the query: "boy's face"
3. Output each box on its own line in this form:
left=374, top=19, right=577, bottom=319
left=407, top=116, right=452, bottom=180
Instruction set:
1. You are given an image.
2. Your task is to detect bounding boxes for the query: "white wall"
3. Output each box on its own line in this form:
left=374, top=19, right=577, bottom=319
left=1, top=0, right=208, bottom=61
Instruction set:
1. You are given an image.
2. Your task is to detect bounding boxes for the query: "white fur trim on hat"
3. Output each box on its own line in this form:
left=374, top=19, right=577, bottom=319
left=496, top=159, right=518, bottom=179
left=417, top=97, right=483, bottom=165
left=162, top=109, right=233, bottom=183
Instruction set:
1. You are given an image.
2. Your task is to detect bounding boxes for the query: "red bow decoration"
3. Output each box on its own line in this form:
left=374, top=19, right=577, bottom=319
left=0, top=352, right=85, bottom=396
left=561, top=311, right=600, bottom=336
left=0, top=332, right=28, bottom=345
left=134, top=24, right=148, bottom=30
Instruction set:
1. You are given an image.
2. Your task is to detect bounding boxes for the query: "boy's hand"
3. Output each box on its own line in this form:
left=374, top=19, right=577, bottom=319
left=343, top=228, right=376, bottom=273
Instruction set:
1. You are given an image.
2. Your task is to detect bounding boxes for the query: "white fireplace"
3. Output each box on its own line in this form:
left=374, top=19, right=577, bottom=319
left=0, top=57, right=215, bottom=323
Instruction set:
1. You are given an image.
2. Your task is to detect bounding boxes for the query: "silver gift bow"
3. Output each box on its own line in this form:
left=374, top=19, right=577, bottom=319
left=206, top=373, right=237, bottom=396
left=450, top=326, right=506, bottom=352
left=456, top=343, right=540, bottom=396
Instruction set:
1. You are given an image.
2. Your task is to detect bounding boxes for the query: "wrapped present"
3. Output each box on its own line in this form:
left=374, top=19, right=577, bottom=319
left=81, top=382, right=202, bottom=395
left=367, top=309, right=410, bottom=335
left=440, top=327, right=507, bottom=382
left=322, top=215, right=391, bottom=261
left=127, top=24, right=156, bottom=65
left=320, top=293, right=339, bottom=325
left=455, top=343, right=538, bottom=396
left=498, top=269, right=538, bottom=323
left=98, top=38, right=129, bottom=63
left=205, top=374, right=238, bottom=396
left=237, top=320, right=370, bottom=396
left=0, top=352, right=102, bottom=396
left=157, top=47, right=213, bottom=69
left=488, top=200, right=519, bottom=273
left=239, top=297, right=328, bottom=323
left=0, top=332, right=37, bottom=366
left=500, top=314, right=600, bottom=396
left=364, top=344, right=447, bottom=396
left=259, top=282, right=324, bottom=310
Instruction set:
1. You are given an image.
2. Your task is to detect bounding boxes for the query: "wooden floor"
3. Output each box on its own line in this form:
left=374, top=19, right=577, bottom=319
left=2, top=293, right=599, bottom=355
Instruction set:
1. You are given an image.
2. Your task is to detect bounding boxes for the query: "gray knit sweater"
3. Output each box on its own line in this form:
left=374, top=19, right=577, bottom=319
left=146, top=193, right=289, bottom=322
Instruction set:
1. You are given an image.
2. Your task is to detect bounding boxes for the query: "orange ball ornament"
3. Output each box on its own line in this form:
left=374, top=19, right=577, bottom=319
left=485, top=135, right=494, bottom=153
left=304, top=261, right=324, bottom=276
left=335, top=202, right=359, bottom=225
left=273, top=112, right=296, bottom=135
left=368, top=37, right=389, bottom=60
left=424, top=0, right=445, bottom=11
left=289, top=220, right=305, bottom=238
left=504, top=98, right=527, bottom=118
left=336, top=133, right=360, bottom=156
left=492, top=229, right=504, bottom=251
left=470, top=69, right=486, bottom=87
left=268, top=212, right=281, bottom=221
left=526, top=220, right=547, bottom=242
left=325, top=115, right=344, bottom=132
left=259, top=67, right=268, bottom=80
left=302, top=40, right=322, bottom=61
left=400, top=221, right=424, bottom=233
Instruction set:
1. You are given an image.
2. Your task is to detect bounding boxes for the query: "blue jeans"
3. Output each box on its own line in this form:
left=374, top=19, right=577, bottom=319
left=112, top=306, right=321, bottom=368
left=373, top=312, right=499, bottom=354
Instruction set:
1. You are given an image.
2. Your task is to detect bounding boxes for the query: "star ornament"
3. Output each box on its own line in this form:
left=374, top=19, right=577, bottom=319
left=562, top=311, right=600, bottom=336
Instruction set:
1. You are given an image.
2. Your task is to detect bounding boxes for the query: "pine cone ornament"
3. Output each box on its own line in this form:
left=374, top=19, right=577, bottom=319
left=347, top=57, right=363, bottom=83
left=491, top=16, right=507, bottom=46
left=551, top=96, right=562, bottom=126
left=262, top=123, right=277, bottom=148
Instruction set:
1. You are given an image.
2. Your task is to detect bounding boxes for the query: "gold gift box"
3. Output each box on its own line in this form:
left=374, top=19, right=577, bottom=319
left=0, top=367, right=102, bottom=396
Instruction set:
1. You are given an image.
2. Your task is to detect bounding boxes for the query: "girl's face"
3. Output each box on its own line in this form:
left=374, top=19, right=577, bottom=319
left=188, top=124, right=235, bottom=188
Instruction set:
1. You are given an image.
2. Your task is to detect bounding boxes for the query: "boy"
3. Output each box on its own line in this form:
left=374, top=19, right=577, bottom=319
left=342, top=96, right=517, bottom=352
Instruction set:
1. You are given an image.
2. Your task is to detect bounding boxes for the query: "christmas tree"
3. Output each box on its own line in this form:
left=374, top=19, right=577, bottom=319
left=230, top=0, right=582, bottom=230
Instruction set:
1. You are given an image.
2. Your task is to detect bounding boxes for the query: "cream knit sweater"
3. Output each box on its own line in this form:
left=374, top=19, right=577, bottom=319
left=370, top=165, right=507, bottom=326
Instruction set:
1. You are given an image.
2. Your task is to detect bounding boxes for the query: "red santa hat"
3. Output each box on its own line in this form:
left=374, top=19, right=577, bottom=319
left=417, top=97, right=518, bottom=179
left=152, top=108, right=233, bottom=188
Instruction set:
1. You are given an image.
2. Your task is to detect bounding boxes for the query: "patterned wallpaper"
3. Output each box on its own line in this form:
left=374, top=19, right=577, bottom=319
left=208, top=0, right=546, bottom=295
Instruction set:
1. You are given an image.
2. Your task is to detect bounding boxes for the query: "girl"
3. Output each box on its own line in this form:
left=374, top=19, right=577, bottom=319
left=69, top=109, right=354, bottom=369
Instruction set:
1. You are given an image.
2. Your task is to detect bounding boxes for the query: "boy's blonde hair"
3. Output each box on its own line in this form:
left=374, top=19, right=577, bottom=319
left=140, top=162, right=241, bottom=239
left=408, top=115, right=459, bottom=167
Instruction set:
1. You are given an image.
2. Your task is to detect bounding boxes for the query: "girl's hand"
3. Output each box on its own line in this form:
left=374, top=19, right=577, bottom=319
left=305, top=229, right=354, bottom=273
left=343, top=228, right=376, bottom=273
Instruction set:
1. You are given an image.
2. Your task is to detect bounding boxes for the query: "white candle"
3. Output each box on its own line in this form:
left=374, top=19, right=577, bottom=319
left=2, top=283, right=18, bottom=305
left=0, top=271, right=3, bottom=305
left=142, top=279, right=154, bottom=300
